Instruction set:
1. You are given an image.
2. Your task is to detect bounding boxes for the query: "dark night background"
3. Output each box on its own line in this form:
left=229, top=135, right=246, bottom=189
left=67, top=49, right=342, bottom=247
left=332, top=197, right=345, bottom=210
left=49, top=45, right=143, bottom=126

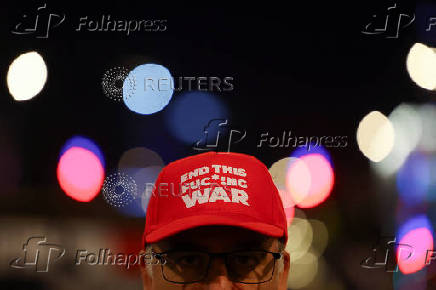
left=0, top=0, right=435, bottom=289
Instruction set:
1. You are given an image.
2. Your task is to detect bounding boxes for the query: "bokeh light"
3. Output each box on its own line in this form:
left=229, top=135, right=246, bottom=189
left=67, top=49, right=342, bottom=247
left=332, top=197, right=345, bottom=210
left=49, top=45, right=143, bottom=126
left=357, top=111, right=395, bottom=162
left=407, top=43, right=436, bottom=91
left=60, top=136, right=105, bottom=168
left=288, top=254, right=329, bottom=290
left=396, top=152, right=430, bottom=205
left=417, top=104, right=436, bottom=152
left=164, top=91, right=229, bottom=144
left=116, top=165, right=163, bottom=218
left=269, top=157, right=299, bottom=225
left=396, top=215, right=434, bottom=275
left=118, top=147, right=164, bottom=170
left=309, top=219, right=329, bottom=257
left=393, top=268, right=427, bottom=290
left=57, top=147, right=105, bottom=202
left=287, top=251, right=319, bottom=289
left=115, top=147, right=164, bottom=217
left=269, top=157, right=299, bottom=190
left=123, top=63, right=174, bottom=115
left=286, top=154, right=334, bottom=208
left=285, top=158, right=311, bottom=205
left=277, top=186, right=296, bottom=208
left=373, top=104, right=422, bottom=177
left=139, top=166, right=163, bottom=206
left=291, top=144, right=333, bottom=166
left=286, top=217, right=314, bottom=260
left=284, top=206, right=296, bottom=227
left=7, top=51, right=48, bottom=101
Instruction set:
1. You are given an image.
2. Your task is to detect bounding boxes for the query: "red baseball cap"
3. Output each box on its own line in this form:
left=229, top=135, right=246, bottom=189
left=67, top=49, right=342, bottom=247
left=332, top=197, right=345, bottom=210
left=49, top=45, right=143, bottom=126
left=143, top=151, right=288, bottom=245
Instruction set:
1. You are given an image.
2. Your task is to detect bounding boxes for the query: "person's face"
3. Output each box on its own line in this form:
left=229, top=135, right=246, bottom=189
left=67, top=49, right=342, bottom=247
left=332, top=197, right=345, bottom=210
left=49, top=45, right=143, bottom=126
left=140, top=226, right=290, bottom=290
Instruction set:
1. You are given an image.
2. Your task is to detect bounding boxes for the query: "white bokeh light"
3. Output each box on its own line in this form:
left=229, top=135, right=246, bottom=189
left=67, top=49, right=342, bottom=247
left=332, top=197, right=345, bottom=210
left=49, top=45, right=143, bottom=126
left=286, top=217, right=314, bottom=260
left=372, top=104, right=422, bottom=176
left=407, top=43, right=436, bottom=91
left=417, top=104, right=436, bottom=152
left=287, top=251, right=318, bottom=289
left=357, top=111, right=395, bottom=162
left=7, top=51, right=48, bottom=101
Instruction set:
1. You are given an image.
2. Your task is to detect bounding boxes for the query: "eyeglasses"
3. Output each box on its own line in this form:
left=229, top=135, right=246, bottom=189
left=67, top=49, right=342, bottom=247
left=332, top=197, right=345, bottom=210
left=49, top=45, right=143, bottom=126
left=153, top=249, right=282, bottom=284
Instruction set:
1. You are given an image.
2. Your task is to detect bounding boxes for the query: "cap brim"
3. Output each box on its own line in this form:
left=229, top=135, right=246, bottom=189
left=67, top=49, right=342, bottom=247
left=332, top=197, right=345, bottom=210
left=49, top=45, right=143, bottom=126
left=144, top=214, right=285, bottom=244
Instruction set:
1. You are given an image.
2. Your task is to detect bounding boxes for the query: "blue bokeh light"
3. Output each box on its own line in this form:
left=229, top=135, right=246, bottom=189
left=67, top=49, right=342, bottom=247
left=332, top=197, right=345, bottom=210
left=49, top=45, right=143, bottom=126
left=59, top=135, right=105, bottom=168
left=116, top=166, right=162, bottom=218
left=396, top=152, right=430, bottom=206
left=123, top=63, right=174, bottom=115
left=164, top=91, right=229, bottom=145
left=396, top=214, right=433, bottom=243
left=290, top=144, right=333, bottom=167
left=393, top=267, right=427, bottom=290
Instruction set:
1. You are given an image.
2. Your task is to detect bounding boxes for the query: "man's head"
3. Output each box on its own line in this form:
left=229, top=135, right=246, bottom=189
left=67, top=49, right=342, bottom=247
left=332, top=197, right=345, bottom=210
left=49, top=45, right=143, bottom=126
left=141, top=152, right=289, bottom=289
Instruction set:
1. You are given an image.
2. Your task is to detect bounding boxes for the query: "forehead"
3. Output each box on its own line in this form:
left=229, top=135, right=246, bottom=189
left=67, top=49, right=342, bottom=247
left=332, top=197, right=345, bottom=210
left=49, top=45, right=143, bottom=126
left=153, top=226, right=277, bottom=252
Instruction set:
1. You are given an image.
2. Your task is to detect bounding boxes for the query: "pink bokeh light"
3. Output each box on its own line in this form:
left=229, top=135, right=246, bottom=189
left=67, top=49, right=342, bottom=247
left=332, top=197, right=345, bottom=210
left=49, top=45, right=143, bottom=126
left=278, top=188, right=296, bottom=227
left=286, top=154, right=334, bottom=208
left=397, top=228, right=433, bottom=274
left=57, top=147, right=105, bottom=202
